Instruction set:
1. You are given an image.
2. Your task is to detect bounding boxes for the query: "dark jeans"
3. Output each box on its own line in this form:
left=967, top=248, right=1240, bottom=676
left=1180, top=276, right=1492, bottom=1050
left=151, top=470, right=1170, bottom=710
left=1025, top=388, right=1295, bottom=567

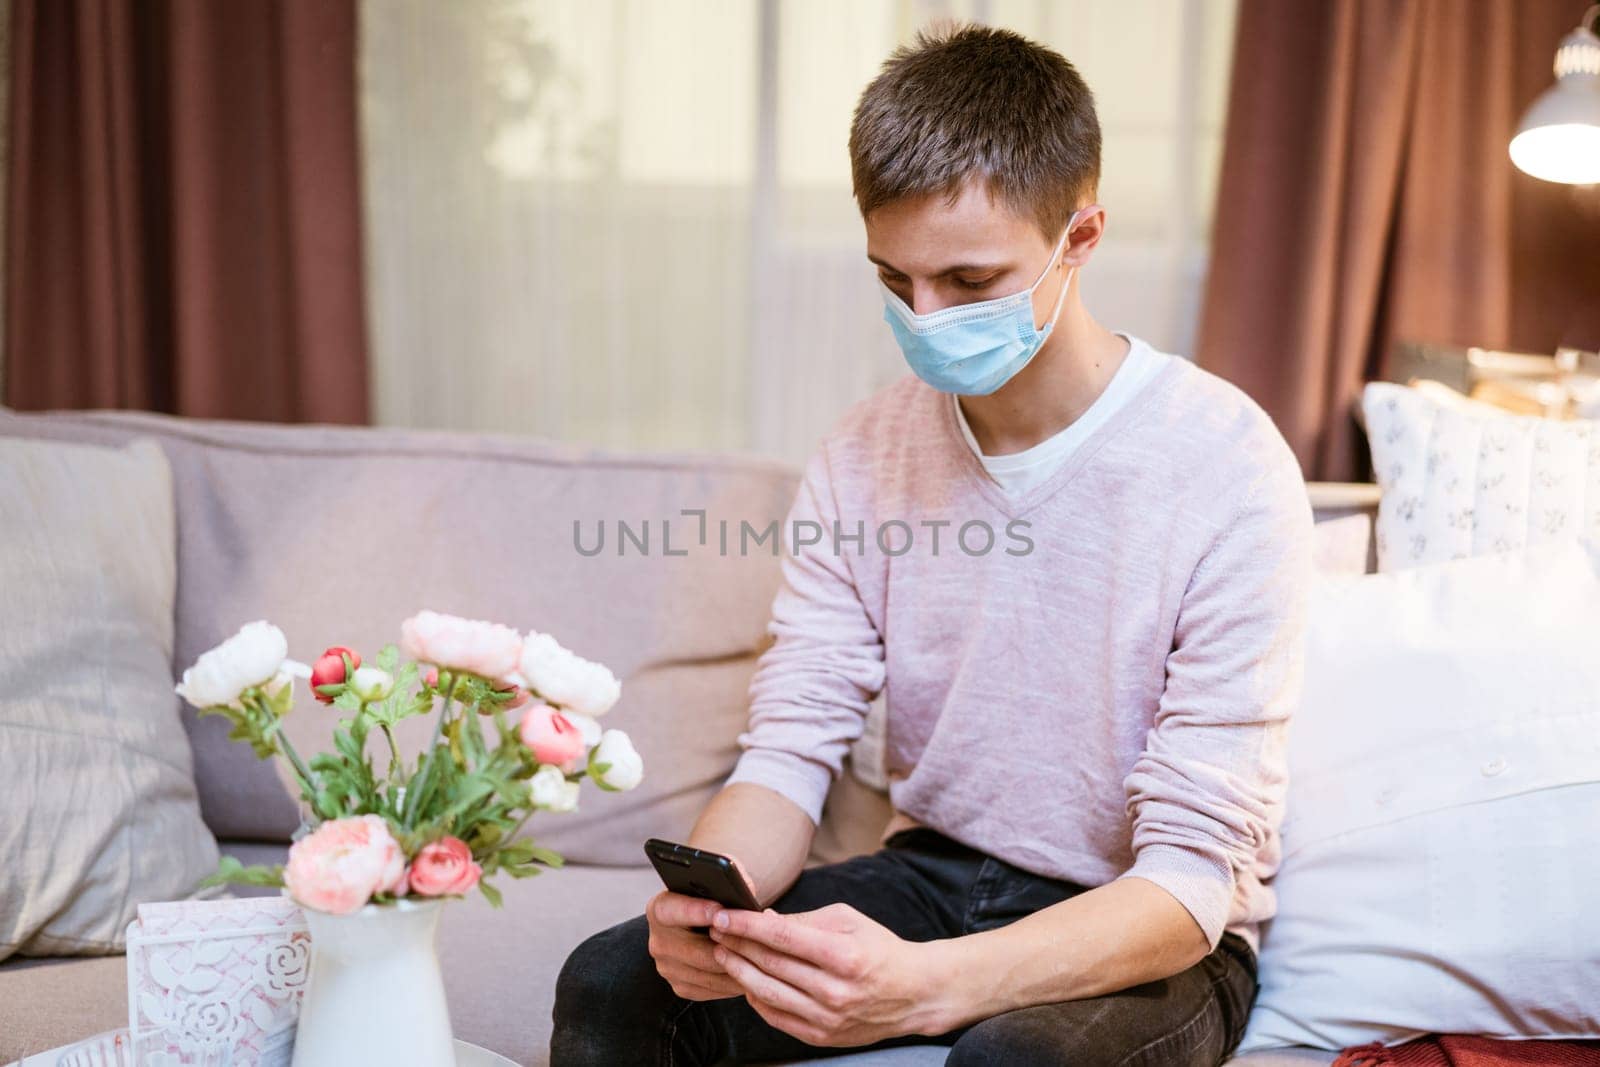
left=551, top=827, right=1258, bottom=1066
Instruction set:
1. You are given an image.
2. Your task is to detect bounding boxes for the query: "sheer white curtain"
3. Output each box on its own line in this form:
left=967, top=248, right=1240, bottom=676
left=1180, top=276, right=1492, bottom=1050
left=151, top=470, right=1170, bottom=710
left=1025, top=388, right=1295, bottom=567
left=359, top=0, right=1236, bottom=464
left=0, top=0, right=10, bottom=387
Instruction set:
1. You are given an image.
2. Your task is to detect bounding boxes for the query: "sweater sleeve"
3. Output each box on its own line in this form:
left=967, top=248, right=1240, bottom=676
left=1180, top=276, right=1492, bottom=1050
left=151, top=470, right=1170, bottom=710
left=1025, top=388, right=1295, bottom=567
left=1116, top=457, right=1312, bottom=951
left=723, top=442, right=886, bottom=825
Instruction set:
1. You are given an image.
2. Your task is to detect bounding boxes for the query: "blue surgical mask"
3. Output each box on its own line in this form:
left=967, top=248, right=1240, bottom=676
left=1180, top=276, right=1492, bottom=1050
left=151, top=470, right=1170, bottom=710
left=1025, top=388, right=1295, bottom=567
left=878, top=210, right=1080, bottom=396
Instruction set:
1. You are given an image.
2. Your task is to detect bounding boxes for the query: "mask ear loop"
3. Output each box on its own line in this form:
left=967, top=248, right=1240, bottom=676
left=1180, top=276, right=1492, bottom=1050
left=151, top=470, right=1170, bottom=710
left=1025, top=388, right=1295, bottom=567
left=1038, top=204, right=1095, bottom=335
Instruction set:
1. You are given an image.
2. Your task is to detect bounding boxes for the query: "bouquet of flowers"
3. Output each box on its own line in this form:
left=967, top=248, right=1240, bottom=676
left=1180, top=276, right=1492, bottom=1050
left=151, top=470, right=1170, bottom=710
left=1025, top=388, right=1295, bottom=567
left=176, top=610, right=643, bottom=913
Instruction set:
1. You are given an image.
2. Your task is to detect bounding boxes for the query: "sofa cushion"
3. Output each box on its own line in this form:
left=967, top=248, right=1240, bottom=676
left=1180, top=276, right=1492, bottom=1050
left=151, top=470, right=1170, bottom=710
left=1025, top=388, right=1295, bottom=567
left=0, top=409, right=797, bottom=865
left=0, top=437, right=218, bottom=963
left=1240, top=540, right=1600, bottom=1051
left=0, top=954, right=129, bottom=1063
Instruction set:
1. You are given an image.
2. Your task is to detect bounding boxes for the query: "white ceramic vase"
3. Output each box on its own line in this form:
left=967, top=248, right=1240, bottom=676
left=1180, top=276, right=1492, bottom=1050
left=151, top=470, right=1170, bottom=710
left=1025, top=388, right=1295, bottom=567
left=291, top=898, right=456, bottom=1067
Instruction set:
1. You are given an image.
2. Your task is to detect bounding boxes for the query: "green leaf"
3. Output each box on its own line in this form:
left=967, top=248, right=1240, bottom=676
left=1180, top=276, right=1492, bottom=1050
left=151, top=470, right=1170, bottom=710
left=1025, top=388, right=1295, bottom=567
left=406, top=743, right=450, bottom=827
left=367, top=662, right=425, bottom=729
left=392, top=661, right=420, bottom=698
left=588, top=758, right=621, bottom=791
left=478, top=879, right=504, bottom=908
left=527, top=845, right=565, bottom=868
left=376, top=644, right=400, bottom=674
left=441, top=777, right=497, bottom=821
left=334, top=725, right=364, bottom=765
left=201, top=855, right=286, bottom=889
left=332, top=689, right=363, bottom=713
left=495, top=839, right=538, bottom=865
left=222, top=713, right=278, bottom=761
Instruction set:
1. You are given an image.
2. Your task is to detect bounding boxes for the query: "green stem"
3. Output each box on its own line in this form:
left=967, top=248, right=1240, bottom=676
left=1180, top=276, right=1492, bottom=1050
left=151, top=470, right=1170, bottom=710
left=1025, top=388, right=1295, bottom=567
left=359, top=697, right=400, bottom=777
left=503, top=804, right=536, bottom=851
left=263, top=701, right=318, bottom=804
left=406, top=672, right=458, bottom=829
left=474, top=698, right=493, bottom=759
left=380, top=723, right=400, bottom=776
left=492, top=726, right=550, bottom=851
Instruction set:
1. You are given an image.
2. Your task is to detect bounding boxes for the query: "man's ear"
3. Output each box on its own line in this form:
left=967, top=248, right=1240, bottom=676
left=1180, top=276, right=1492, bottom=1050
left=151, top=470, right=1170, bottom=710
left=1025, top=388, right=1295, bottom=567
left=1062, top=205, right=1107, bottom=268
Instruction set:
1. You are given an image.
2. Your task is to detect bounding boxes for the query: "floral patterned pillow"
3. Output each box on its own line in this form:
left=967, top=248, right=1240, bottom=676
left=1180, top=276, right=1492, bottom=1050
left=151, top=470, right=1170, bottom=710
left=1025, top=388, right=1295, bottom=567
left=1362, top=381, right=1600, bottom=570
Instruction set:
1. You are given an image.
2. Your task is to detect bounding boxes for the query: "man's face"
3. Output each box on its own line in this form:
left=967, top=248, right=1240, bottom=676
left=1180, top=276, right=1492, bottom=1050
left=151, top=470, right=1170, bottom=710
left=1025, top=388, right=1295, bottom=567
left=864, top=176, right=1099, bottom=326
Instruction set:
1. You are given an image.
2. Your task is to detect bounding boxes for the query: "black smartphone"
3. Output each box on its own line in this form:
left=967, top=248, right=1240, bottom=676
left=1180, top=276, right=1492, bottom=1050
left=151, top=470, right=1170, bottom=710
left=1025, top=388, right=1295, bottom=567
left=644, top=838, right=762, bottom=932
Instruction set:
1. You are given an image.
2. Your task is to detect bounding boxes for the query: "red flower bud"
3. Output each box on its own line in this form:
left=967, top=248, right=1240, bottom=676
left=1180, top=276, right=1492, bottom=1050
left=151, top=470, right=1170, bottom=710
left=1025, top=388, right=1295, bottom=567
left=310, top=646, right=361, bottom=704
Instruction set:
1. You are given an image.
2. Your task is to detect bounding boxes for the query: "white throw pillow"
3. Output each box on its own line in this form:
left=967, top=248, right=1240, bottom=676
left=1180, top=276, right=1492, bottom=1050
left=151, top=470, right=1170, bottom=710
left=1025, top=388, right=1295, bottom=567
left=1363, top=381, right=1600, bottom=571
left=1239, top=540, right=1600, bottom=1051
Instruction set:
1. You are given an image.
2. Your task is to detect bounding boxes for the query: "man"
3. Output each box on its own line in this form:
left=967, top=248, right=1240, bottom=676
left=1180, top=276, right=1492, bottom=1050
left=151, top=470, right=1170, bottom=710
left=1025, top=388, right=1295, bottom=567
left=552, top=22, right=1310, bottom=1066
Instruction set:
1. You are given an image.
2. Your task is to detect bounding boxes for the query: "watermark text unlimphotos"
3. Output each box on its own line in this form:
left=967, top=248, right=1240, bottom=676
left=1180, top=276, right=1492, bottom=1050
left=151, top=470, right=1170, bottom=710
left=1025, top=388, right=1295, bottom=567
left=572, top=509, right=1034, bottom=558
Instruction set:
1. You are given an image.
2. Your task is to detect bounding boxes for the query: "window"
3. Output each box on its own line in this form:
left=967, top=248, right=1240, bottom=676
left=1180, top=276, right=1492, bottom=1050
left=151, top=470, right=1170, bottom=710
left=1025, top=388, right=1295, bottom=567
left=360, top=0, right=1238, bottom=462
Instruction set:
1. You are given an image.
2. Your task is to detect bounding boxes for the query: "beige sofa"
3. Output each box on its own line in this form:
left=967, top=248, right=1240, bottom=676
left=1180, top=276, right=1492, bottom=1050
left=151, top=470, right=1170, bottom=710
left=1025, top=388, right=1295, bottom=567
left=0, top=407, right=1361, bottom=1067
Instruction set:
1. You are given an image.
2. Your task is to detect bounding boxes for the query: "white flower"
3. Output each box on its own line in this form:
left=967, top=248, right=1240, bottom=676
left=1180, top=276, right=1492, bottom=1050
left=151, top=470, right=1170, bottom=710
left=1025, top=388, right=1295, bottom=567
left=175, top=621, right=290, bottom=709
left=349, top=666, right=395, bottom=702
left=518, top=632, right=621, bottom=717
left=589, top=729, right=644, bottom=792
left=529, top=764, right=581, bottom=812
left=565, top=711, right=604, bottom=750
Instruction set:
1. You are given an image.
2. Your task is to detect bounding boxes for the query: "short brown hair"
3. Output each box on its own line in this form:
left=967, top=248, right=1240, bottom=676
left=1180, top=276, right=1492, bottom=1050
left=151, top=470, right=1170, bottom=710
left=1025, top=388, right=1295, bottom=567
left=848, top=22, right=1101, bottom=242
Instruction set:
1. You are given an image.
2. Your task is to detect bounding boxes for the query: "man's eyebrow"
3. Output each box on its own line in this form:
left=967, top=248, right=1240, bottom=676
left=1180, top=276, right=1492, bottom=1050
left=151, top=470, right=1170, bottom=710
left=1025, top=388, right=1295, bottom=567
left=866, top=253, right=1010, bottom=276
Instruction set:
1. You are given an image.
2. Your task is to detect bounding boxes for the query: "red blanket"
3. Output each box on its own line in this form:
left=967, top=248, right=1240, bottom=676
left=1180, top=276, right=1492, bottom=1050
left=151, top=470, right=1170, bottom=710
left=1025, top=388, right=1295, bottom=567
left=1333, top=1037, right=1600, bottom=1066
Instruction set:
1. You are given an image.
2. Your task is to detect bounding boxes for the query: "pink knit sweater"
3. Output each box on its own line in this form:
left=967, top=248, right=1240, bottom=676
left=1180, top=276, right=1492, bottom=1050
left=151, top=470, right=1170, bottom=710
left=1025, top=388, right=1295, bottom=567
left=724, top=355, right=1312, bottom=957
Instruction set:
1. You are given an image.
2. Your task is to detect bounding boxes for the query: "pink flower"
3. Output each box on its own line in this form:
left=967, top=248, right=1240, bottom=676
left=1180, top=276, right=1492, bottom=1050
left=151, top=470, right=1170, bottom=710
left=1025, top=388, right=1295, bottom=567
left=399, top=611, right=522, bottom=681
left=282, top=815, right=407, bottom=915
left=407, top=837, right=482, bottom=897
left=518, top=704, right=586, bottom=766
left=309, top=646, right=360, bottom=705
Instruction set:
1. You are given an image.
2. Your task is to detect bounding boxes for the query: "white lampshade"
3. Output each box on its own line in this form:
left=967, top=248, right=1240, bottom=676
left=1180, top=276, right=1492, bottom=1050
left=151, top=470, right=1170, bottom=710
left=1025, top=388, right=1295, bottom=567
left=1510, top=13, right=1600, bottom=185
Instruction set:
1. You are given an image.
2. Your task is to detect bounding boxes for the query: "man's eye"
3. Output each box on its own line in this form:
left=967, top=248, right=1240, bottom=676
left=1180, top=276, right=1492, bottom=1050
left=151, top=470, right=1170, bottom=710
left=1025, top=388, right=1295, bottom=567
left=957, top=277, right=996, bottom=291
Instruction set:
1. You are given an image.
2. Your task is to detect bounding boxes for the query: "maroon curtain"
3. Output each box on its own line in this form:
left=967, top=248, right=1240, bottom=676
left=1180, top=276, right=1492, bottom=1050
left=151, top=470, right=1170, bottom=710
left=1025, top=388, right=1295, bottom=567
left=1197, top=0, right=1600, bottom=481
left=4, top=0, right=369, bottom=423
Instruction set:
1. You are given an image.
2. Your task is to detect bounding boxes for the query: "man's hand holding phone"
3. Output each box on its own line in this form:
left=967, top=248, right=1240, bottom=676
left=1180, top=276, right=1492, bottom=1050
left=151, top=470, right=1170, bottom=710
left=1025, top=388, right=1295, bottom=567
left=644, top=839, right=763, bottom=1002
left=646, top=889, right=749, bottom=1001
